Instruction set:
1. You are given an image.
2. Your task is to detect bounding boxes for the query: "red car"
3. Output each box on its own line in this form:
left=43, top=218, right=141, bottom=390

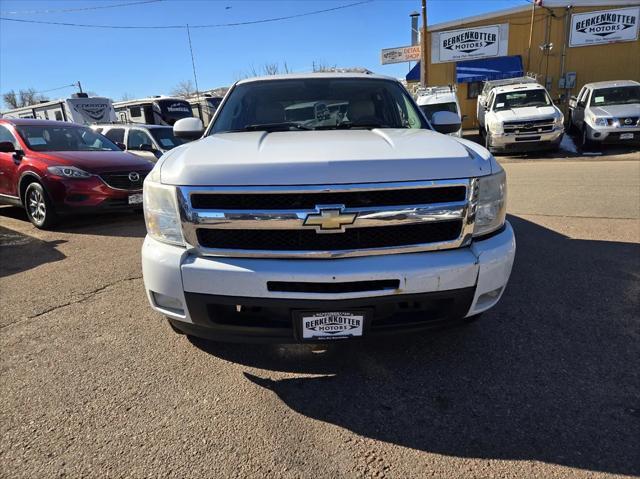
left=0, top=119, right=154, bottom=228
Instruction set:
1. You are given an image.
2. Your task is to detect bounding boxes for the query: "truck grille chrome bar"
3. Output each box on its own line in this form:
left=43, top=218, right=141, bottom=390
left=177, top=179, right=478, bottom=259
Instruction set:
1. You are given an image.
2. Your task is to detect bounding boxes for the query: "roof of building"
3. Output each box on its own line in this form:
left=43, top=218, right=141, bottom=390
left=428, top=0, right=640, bottom=32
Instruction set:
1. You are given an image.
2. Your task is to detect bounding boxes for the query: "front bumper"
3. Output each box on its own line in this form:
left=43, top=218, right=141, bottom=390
left=489, top=128, right=563, bottom=152
left=585, top=124, right=640, bottom=144
left=42, top=175, right=143, bottom=213
left=142, top=222, right=516, bottom=343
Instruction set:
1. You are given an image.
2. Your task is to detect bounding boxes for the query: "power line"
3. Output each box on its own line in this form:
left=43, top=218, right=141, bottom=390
left=0, top=1, right=372, bottom=30
left=1, top=0, right=163, bottom=15
left=34, top=84, right=78, bottom=94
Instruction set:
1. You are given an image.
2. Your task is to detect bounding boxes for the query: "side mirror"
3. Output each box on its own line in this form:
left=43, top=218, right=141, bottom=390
left=115, top=142, right=126, bottom=151
left=0, top=141, right=16, bottom=153
left=139, top=143, right=155, bottom=152
left=431, top=111, right=461, bottom=135
left=174, top=117, right=204, bottom=140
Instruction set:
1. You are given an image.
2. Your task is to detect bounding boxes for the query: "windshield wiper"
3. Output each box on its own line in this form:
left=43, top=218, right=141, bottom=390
left=229, top=122, right=312, bottom=132
left=315, top=122, right=389, bottom=130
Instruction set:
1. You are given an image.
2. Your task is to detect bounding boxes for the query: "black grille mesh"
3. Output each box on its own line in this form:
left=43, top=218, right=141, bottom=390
left=190, top=186, right=466, bottom=210
left=197, top=220, right=462, bottom=251
left=100, top=171, right=148, bottom=190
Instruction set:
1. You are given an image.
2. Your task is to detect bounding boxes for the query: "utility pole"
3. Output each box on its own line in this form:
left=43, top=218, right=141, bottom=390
left=526, top=1, right=536, bottom=71
left=186, top=24, right=200, bottom=100
left=420, top=0, right=428, bottom=87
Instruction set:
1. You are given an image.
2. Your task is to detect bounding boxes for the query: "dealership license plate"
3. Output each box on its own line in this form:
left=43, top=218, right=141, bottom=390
left=620, top=133, right=634, bottom=140
left=300, top=311, right=364, bottom=340
left=128, top=194, right=143, bottom=205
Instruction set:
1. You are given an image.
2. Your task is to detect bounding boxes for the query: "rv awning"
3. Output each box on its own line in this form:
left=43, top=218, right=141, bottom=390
left=456, top=55, right=523, bottom=83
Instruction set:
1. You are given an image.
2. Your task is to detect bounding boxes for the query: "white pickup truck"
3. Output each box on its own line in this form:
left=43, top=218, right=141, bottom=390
left=141, top=73, right=515, bottom=343
left=477, top=77, right=564, bottom=154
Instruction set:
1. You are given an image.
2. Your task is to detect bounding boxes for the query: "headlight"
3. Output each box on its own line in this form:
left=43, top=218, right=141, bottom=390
left=473, top=168, right=507, bottom=238
left=554, top=115, right=564, bottom=127
left=143, top=181, right=184, bottom=246
left=593, top=117, right=611, bottom=127
left=487, top=119, right=503, bottom=133
left=47, top=166, right=92, bottom=178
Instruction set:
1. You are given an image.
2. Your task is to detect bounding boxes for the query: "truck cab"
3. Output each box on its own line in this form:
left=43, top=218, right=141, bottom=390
left=477, top=77, right=564, bottom=154
left=568, top=80, right=640, bottom=148
left=141, top=73, right=515, bottom=343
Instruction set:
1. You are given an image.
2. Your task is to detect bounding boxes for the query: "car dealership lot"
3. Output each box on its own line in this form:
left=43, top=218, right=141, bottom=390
left=1, top=154, right=639, bottom=478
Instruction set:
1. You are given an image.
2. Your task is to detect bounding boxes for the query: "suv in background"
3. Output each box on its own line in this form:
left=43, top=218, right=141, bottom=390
left=477, top=77, right=564, bottom=154
left=416, top=85, right=463, bottom=137
left=0, top=119, right=153, bottom=228
left=93, top=124, right=189, bottom=162
left=568, top=80, right=640, bottom=148
left=141, top=73, right=515, bottom=343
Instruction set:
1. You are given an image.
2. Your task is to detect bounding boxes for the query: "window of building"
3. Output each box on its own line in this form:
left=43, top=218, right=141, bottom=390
left=467, top=81, right=483, bottom=99
left=104, top=128, right=125, bottom=143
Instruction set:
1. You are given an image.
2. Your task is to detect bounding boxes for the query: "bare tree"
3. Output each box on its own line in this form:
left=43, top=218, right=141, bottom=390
left=120, top=93, right=135, bottom=101
left=239, top=61, right=291, bottom=80
left=2, top=88, right=48, bottom=109
left=171, top=80, right=196, bottom=98
left=312, top=61, right=337, bottom=73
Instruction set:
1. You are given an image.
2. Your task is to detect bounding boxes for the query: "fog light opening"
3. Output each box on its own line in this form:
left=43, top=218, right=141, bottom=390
left=476, top=287, right=503, bottom=309
left=152, top=292, right=184, bottom=315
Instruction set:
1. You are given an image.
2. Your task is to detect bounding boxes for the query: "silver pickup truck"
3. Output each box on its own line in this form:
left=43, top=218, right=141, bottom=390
left=568, top=80, right=640, bottom=149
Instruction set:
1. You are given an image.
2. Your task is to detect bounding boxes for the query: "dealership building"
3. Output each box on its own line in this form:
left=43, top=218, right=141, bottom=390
left=406, top=0, right=640, bottom=128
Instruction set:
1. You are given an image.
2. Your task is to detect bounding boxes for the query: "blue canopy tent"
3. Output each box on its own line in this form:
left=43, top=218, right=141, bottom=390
left=405, top=55, right=524, bottom=84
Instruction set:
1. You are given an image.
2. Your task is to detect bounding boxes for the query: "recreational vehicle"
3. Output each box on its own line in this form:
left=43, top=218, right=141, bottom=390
left=188, top=95, right=223, bottom=126
left=113, top=97, right=193, bottom=126
left=1, top=93, right=116, bottom=125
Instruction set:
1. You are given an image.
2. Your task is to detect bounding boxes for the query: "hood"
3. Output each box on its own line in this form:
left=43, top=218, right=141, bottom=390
left=589, top=104, right=640, bottom=118
left=495, top=105, right=559, bottom=122
left=160, top=129, right=491, bottom=186
left=32, top=150, right=154, bottom=173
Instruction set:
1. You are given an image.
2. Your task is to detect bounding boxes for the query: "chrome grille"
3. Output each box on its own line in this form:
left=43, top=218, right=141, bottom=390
left=100, top=171, right=148, bottom=190
left=503, top=118, right=555, bottom=134
left=178, top=179, right=478, bottom=259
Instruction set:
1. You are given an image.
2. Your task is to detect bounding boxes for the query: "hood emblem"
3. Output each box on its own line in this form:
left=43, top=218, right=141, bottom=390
left=128, top=172, right=140, bottom=182
left=624, top=118, right=633, bottom=125
left=303, top=205, right=357, bottom=233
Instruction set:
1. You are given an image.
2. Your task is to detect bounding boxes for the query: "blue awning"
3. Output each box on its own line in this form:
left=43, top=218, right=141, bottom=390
left=406, top=62, right=421, bottom=82
left=456, top=55, right=523, bottom=83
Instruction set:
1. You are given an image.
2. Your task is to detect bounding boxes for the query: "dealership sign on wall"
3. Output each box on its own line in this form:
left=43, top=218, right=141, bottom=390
left=570, top=7, right=639, bottom=47
left=431, top=24, right=509, bottom=64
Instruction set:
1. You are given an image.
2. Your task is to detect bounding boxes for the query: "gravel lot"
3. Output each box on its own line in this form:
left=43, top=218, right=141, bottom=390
left=1, top=151, right=639, bottom=478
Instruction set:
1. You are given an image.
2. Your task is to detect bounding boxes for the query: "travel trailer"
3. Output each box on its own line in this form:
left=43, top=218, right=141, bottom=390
left=188, top=94, right=223, bottom=126
left=1, top=93, right=117, bottom=125
left=113, top=97, right=193, bottom=126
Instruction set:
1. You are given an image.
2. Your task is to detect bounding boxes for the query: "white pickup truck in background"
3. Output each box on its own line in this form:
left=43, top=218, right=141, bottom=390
left=568, top=80, right=640, bottom=149
left=477, top=77, right=564, bottom=154
left=415, top=85, right=463, bottom=137
left=141, top=73, right=515, bottom=343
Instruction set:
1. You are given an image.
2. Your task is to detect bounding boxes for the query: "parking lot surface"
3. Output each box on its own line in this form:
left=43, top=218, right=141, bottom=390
left=1, top=155, right=639, bottom=478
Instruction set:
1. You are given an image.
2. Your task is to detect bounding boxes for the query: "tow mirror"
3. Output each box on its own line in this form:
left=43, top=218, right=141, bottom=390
left=174, top=117, right=204, bottom=140
left=0, top=141, right=16, bottom=153
left=431, top=111, right=461, bottom=135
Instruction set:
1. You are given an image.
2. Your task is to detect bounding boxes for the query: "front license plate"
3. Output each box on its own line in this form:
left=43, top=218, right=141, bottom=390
left=620, top=133, right=634, bottom=140
left=300, top=311, right=365, bottom=340
left=128, top=193, right=143, bottom=205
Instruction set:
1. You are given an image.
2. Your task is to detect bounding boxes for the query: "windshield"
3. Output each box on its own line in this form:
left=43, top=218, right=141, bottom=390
left=494, top=89, right=551, bottom=111
left=418, top=102, right=458, bottom=121
left=16, top=125, right=120, bottom=152
left=590, top=86, right=640, bottom=106
left=149, top=127, right=187, bottom=150
left=210, top=78, right=427, bottom=133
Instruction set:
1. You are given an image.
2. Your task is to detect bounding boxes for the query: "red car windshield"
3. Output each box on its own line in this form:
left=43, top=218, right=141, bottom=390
left=16, top=125, right=121, bottom=152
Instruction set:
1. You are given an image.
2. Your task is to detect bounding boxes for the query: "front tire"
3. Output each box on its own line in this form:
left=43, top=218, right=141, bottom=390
left=24, top=182, right=58, bottom=229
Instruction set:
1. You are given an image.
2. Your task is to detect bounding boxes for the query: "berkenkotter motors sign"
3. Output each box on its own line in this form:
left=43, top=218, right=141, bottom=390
left=431, top=24, right=509, bottom=64
left=570, top=7, right=639, bottom=47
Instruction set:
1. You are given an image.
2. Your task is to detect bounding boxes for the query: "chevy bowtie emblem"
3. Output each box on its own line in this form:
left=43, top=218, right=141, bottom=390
left=303, top=205, right=357, bottom=233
